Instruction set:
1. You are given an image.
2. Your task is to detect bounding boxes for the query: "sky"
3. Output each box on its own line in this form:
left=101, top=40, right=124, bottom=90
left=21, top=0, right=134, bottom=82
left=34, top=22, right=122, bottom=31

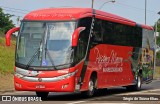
left=0, top=0, right=160, bottom=26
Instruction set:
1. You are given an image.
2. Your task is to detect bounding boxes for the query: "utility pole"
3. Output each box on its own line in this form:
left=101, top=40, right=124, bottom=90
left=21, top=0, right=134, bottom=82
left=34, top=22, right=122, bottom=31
left=145, top=0, right=147, bottom=25
left=92, top=0, right=94, bottom=9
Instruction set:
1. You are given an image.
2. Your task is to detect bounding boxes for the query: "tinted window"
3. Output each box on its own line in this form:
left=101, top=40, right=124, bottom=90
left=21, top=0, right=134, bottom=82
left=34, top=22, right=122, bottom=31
left=74, top=17, right=92, bottom=62
left=93, top=18, right=142, bottom=47
left=92, top=19, right=103, bottom=43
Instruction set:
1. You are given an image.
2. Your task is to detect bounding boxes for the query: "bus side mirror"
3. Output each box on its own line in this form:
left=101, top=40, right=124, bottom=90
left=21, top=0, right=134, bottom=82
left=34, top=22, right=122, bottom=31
left=6, top=27, right=20, bottom=46
left=72, top=27, right=85, bottom=46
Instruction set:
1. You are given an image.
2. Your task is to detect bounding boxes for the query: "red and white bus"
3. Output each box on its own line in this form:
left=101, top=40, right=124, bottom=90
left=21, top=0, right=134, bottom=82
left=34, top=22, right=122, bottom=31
left=6, top=8, right=155, bottom=98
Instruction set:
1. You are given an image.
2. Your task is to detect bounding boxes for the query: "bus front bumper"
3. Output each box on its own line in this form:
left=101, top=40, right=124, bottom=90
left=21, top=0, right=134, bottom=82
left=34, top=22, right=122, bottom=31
left=14, top=75, right=75, bottom=92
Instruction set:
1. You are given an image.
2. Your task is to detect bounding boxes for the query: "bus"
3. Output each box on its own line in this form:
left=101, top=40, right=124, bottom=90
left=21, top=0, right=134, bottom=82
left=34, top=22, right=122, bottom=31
left=6, top=8, right=155, bottom=98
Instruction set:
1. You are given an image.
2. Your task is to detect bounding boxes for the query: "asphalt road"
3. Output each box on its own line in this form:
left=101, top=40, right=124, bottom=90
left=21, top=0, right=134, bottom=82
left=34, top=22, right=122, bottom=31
left=1, top=79, right=160, bottom=104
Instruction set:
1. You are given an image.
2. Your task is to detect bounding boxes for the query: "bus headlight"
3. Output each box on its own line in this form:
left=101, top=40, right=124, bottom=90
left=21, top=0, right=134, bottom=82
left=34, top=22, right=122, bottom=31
left=15, top=72, right=24, bottom=78
left=57, top=70, right=78, bottom=80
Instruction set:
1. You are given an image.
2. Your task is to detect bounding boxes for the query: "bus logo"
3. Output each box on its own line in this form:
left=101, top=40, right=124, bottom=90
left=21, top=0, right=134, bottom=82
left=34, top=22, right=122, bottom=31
left=38, top=78, right=42, bottom=82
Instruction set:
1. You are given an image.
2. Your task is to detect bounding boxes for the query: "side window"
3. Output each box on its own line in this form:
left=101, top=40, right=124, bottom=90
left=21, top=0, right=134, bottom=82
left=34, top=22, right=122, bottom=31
left=74, top=17, right=92, bottom=63
left=102, top=21, right=142, bottom=47
left=92, top=19, right=103, bottom=43
left=90, top=18, right=142, bottom=48
left=125, top=26, right=133, bottom=46
left=103, top=21, right=114, bottom=44
left=134, top=27, right=142, bottom=47
left=114, top=23, right=127, bottom=45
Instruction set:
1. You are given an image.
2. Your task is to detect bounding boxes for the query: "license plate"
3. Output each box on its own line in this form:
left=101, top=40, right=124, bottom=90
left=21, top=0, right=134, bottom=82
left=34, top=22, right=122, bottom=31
left=36, top=84, right=45, bottom=89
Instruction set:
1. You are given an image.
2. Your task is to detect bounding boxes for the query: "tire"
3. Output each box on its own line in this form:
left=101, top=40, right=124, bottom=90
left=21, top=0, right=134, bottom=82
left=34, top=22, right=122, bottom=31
left=126, top=75, right=142, bottom=91
left=36, top=92, right=49, bottom=100
left=135, top=75, right=142, bottom=90
left=83, top=76, right=96, bottom=97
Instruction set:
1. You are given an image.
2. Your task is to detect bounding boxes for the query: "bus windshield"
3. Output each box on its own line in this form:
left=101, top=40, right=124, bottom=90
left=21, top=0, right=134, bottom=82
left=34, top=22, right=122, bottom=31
left=16, top=21, right=76, bottom=69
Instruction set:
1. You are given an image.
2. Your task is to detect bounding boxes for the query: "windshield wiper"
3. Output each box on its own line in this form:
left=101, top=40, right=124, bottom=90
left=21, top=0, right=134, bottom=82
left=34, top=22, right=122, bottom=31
left=26, top=41, right=43, bottom=69
left=44, top=46, right=57, bottom=70
left=26, top=47, right=41, bottom=69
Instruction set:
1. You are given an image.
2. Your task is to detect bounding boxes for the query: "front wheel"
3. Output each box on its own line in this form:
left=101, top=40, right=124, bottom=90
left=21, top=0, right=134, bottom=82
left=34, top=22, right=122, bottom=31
left=83, top=76, right=96, bottom=97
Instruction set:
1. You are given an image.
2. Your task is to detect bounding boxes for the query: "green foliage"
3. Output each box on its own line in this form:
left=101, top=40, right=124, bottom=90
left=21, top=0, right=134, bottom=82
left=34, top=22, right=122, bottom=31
left=156, top=23, right=160, bottom=45
left=157, top=36, right=160, bottom=45
left=157, top=52, right=160, bottom=60
left=0, top=8, right=15, bottom=34
left=155, top=19, right=160, bottom=63
left=0, top=36, right=15, bottom=74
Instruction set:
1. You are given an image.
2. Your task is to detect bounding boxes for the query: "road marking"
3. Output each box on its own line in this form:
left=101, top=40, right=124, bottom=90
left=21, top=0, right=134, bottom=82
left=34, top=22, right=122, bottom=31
left=67, top=101, right=87, bottom=104
left=86, top=103, right=132, bottom=104
left=68, top=102, right=132, bottom=104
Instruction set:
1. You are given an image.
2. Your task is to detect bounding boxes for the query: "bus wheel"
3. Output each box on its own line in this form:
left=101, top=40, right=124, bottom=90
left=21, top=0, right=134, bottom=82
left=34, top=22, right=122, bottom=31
left=134, top=75, right=142, bottom=90
left=83, top=76, right=96, bottom=97
left=36, top=92, right=49, bottom=100
left=126, top=75, right=142, bottom=91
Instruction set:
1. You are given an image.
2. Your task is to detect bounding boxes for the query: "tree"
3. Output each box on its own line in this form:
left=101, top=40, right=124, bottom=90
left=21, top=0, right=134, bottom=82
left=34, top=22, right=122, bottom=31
left=156, top=20, right=160, bottom=45
left=155, top=19, right=160, bottom=65
left=0, top=8, right=15, bottom=34
left=153, top=19, right=160, bottom=45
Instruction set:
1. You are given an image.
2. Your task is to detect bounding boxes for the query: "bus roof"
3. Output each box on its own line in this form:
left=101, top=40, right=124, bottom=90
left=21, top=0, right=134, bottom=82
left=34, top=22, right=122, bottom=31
left=24, top=8, right=153, bottom=30
left=24, top=8, right=93, bottom=21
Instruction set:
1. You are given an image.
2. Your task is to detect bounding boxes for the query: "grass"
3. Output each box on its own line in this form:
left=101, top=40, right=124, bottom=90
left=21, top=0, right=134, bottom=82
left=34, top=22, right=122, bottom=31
left=0, top=35, right=16, bottom=74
